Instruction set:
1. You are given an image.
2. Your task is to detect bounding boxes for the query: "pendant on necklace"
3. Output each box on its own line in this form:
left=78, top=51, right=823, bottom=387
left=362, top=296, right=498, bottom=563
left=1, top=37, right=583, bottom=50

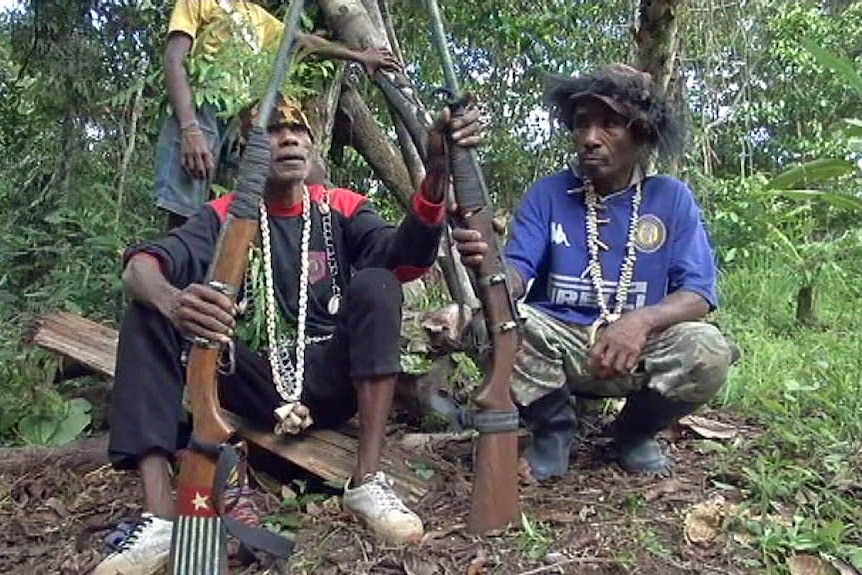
left=327, top=294, right=341, bottom=315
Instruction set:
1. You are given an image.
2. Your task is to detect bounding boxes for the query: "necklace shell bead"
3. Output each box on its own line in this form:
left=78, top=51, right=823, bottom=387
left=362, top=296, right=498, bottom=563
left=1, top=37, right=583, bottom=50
left=583, top=178, right=643, bottom=346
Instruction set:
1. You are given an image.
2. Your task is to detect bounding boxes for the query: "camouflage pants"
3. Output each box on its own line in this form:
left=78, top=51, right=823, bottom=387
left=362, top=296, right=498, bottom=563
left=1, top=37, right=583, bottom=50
left=511, top=304, right=732, bottom=407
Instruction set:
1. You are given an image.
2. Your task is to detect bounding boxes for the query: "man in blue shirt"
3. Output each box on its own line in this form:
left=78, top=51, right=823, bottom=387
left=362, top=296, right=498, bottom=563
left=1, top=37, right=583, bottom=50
left=453, top=64, right=733, bottom=479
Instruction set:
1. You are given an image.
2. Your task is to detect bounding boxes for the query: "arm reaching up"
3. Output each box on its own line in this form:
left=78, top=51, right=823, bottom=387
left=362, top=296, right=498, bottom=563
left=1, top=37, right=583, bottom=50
left=297, top=33, right=402, bottom=76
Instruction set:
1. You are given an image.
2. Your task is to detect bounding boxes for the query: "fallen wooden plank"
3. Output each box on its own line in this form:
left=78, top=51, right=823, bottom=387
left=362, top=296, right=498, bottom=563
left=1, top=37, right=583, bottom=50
left=29, top=312, right=118, bottom=378
left=29, top=312, right=432, bottom=501
left=226, top=412, right=430, bottom=503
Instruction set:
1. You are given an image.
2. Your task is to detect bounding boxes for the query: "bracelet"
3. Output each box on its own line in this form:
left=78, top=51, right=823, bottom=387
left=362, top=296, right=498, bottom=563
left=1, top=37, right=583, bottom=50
left=180, top=119, right=200, bottom=132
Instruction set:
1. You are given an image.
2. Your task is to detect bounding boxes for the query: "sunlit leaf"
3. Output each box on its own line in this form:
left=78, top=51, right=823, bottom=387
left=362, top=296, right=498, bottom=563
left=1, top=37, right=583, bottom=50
left=843, top=119, right=862, bottom=137
left=767, top=159, right=856, bottom=190
left=18, top=414, right=60, bottom=445
left=804, top=41, right=862, bottom=98
left=762, top=188, right=862, bottom=212
left=51, top=398, right=92, bottom=446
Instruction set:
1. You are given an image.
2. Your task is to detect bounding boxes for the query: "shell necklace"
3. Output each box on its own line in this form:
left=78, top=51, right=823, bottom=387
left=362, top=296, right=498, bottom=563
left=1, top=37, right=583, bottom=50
left=583, top=178, right=642, bottom=346
left=257, top=188, right=341, bottom=432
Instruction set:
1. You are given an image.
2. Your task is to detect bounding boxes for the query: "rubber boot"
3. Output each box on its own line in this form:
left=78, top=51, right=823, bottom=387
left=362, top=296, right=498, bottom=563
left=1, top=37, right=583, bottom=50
left=614, top=389, right=699, bottom=473
left=520, top=388, right=577, bottom=480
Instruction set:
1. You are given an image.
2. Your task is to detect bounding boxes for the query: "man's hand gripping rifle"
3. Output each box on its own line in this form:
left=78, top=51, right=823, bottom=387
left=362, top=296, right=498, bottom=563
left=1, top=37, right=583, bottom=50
left=169, top=2, right=304, bottom=572
left=425, top=0, right=522, bottom=534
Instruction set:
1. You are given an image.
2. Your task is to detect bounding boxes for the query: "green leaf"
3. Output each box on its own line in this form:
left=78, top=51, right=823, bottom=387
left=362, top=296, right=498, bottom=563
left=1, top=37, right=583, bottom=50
left=52, top=398, right=92, bottom=446
left=400, top=352, right=432, bottom=375
left=766, top=223, right=803, bottom=264
left=843, top=118, right=862, bottom=137
left=762, top=188, right=862, bottom=212
left=767, top=159, right=856, bottom=190
left=18, top=414, right=60, bottom=445
left=804, top=41, right=862, bottom=98
left=406, top=460, right=436, bottom=481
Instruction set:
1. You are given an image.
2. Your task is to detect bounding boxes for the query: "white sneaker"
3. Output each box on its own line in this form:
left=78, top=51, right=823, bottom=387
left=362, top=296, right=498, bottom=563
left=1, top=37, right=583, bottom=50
left=94, top=513, right=173, bottom=575
left=342, top=471, right=424, bottom=544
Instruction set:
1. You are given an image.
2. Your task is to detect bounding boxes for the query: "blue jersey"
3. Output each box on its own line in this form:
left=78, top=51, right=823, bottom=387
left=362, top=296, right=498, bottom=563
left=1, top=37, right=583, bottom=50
left=505, top=168, right=717, bottom=326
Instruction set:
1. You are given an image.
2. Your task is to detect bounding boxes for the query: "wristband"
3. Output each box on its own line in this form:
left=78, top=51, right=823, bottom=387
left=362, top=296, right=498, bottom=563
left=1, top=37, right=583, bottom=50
left=180, top=119, right=201, bottom=132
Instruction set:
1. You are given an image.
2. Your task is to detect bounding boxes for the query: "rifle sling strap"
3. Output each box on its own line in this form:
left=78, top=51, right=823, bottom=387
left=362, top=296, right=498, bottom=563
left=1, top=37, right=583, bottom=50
left=460, top=409, right=520, bottom=434
left=187, top=436, right=296, bottom=559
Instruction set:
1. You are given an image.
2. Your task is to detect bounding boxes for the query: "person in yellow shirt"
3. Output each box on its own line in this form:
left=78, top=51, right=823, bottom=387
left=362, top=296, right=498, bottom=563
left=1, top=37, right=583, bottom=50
left=155, top=0, right=399, bottom=228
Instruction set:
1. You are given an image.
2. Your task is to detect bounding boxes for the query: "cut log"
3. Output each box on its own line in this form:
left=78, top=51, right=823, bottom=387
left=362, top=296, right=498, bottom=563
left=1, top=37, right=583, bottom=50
left=29, top=313, right=436, bottom=498
left=0, top=434, right=109, bottom=475
left=224, top=412, right=430, bottom=503
left=28, top=312, right=117, bottom=378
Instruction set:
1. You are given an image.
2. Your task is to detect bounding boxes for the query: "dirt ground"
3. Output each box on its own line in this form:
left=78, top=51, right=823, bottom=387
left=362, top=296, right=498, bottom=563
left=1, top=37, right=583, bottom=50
left=0, top=410, right=759, bottom=575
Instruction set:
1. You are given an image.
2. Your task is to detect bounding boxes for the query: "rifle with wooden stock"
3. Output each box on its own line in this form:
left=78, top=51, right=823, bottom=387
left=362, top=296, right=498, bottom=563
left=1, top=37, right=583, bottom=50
left=169, top=1, right=304, bottom=572
left=424, top=0, right=522, bottom=534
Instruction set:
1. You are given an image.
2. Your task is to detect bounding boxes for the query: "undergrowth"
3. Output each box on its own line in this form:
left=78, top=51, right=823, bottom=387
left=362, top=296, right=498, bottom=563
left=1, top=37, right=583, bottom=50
left=716, top=253, right=862, bottom=572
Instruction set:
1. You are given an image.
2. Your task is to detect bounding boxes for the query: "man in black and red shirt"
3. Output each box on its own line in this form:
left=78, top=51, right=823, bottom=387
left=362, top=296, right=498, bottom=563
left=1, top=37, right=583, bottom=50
left=97, top=95, right=479, bottom=573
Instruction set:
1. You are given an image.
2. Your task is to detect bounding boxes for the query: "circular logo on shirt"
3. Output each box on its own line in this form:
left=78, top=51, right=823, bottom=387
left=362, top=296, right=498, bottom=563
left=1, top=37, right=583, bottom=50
left=634, top=214, right=666, bottom=253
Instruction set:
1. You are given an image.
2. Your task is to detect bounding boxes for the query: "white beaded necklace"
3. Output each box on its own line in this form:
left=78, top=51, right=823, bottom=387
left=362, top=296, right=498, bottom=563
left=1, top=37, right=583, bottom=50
left=583, top=178, right=643, bottom=345
left=259, top=189, right=310, bottom=404
left=256, top=188, right=342, bottom=432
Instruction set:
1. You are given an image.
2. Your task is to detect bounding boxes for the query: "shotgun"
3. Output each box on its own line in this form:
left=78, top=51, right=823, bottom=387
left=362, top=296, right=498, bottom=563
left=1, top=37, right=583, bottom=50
left=424, top=0, right=522, bottom=534
left=169, top=1, right=305, bottom=572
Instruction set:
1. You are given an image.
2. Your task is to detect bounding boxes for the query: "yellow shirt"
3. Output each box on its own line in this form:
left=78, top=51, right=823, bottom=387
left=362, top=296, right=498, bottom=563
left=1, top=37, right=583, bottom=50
left=168, top=0, right=283, bottom=57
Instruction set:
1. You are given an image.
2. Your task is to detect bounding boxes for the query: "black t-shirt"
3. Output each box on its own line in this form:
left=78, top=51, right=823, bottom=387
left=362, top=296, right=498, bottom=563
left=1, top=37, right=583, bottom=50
left=126, top=184, right=445, bottom=337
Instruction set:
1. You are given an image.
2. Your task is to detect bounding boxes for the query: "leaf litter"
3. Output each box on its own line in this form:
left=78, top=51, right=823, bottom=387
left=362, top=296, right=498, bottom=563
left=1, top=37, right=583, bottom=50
left=0, top=410, right=781, bottom=574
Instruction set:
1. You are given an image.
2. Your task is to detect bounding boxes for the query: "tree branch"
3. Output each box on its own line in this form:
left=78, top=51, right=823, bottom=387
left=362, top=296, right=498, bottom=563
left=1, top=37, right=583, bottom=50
left=338, top=81, right=414, bottom=208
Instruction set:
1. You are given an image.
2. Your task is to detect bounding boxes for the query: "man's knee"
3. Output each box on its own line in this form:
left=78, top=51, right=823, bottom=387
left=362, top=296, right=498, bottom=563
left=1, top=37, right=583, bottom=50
left=654, top=322, right=732, bottom=403
left=346, top=268, right=403, bottom=316
left=117, top=301, right=182, bottom=360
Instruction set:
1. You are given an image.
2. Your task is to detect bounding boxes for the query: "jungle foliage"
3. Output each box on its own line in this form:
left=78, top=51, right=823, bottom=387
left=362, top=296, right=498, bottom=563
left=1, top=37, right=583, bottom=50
left=0, top=1, right=860, bottom=572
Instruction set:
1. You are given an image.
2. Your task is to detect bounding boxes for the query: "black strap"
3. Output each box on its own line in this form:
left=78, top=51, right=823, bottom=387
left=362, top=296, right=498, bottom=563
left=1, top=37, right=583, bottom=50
left=188, top=435, right=222, bottom=458
left=460, top=409, right=520, bottom=433
left=213, top=443, right=296, bottom=559
left=188, top=435, right=296, bottom=559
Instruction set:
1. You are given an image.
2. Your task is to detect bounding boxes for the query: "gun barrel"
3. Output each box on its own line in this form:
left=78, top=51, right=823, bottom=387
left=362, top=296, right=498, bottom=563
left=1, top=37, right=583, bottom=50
left=426, top=0, right=461, bottom=97
left=256, top=0, right=305, bottom=129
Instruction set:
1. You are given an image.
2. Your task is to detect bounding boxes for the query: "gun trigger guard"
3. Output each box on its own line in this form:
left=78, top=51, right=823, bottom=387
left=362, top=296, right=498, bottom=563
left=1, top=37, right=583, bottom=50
left=193, top=336, right=220, bottom=349
left=489, top=320, right=519, bottom=334
left=208, top=280, right=238, bottom=298
left=217, top=339, right=236, bottom=375
left=477, top=273, right=506, bottom=288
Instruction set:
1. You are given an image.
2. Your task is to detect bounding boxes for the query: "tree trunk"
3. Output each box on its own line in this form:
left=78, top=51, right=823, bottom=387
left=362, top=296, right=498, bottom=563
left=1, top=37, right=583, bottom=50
left=320, top=0, right=388, bottom=48
left=796, top=284, right=818, bottom=326
left=0, top=434, right=109, bottom=476
left=337, top=81, right=415, bottom=208
left=634, top=0, right=683, bottom=98
left=303, top=62, right=347, bottom=165
left=115, top=59, right=148, bottom=225
left=378, top=0, right=426, bottom=190
left=320, top=0, right=477, bottom=308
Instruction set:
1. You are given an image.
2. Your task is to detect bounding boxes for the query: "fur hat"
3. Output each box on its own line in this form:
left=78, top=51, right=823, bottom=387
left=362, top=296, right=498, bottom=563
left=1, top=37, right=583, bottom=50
left=240, top=92, right=314, bottom=142
left=544, top=64, right=681, bottom=158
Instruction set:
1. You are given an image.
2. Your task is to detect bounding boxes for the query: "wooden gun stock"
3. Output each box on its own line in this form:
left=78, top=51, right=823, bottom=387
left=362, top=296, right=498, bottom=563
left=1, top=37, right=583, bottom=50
left=424, top=0, right=521, bottom=534
left=171, top=218, right=261, bottom=574
left=460, top=212, right=521, bottom=534
left=170, top=0, right=305, bottom=571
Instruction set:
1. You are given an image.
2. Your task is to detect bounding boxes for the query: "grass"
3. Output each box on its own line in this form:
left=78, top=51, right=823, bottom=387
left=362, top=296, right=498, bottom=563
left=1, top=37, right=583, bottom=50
left=714, top=252, right=862, bottom=572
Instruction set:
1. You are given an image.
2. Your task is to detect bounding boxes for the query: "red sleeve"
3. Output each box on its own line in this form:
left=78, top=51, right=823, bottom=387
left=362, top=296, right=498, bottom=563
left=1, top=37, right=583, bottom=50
left=413, top=185, right=446, bottom=226
left=328, top=187, right=367, bottom=218
left=208, top=194, right=235, bottom=223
